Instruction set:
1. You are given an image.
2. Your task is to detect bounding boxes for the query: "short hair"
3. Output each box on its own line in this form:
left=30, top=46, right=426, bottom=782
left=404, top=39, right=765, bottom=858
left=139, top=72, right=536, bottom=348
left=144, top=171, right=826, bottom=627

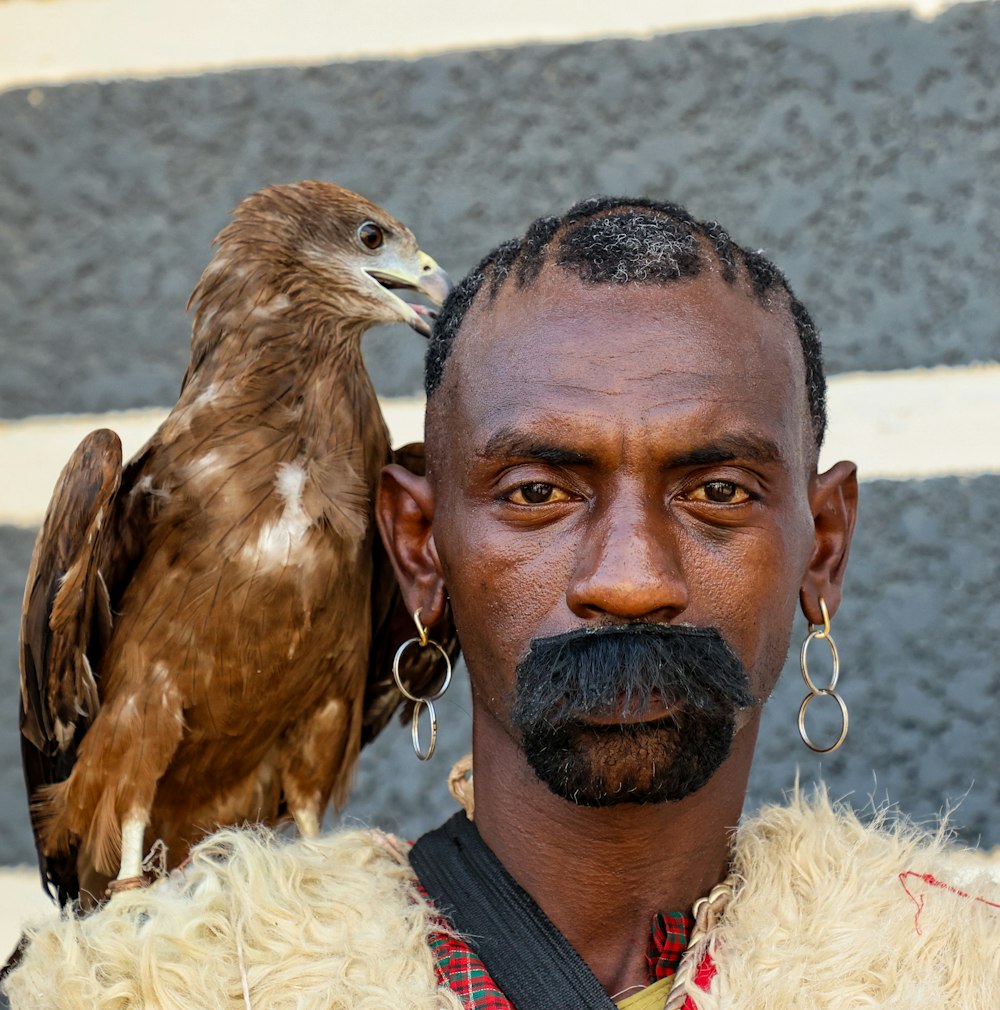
left=426, top=196, right=827, bottom=448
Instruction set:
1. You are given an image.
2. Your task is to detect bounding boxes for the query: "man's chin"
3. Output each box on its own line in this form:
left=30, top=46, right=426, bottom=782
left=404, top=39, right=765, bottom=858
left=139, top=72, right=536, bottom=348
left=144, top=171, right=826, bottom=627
left=520, top=715, right=736, bottom=807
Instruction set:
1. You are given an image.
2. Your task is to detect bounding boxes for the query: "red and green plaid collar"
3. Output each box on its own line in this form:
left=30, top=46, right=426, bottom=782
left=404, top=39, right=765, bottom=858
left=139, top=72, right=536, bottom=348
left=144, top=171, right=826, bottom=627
left=645, top=911, right=695, bottom=984
left=427, top=908, right=694, bottom=1010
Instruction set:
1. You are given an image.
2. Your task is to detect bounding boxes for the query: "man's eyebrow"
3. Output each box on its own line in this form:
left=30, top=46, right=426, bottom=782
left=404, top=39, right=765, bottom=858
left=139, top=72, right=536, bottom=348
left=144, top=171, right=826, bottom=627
left=477, top=428, right=593, bottom=467
left=665, top=435, right=784, bottom=469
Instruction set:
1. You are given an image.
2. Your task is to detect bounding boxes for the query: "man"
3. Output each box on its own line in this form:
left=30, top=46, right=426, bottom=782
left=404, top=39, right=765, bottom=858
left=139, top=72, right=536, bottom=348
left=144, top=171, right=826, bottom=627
left=5, top=198, right=997, bottom=1009
left=379, top=196, right=856, bottom=1004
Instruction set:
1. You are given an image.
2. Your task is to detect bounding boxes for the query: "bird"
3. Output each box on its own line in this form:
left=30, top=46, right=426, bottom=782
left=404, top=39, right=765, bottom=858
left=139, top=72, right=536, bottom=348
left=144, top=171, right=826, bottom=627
left=17, top=180, right=456, bottom=906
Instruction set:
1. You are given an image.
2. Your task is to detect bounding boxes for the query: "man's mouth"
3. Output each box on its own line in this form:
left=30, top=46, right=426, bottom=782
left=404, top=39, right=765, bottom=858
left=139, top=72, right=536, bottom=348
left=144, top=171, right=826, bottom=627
left=573, top=689, right=679, bottom=727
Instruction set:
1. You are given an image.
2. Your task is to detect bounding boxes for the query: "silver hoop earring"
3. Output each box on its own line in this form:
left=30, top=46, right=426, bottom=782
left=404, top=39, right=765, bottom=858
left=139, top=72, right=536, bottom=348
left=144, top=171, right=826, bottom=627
left=392, top=608, right=453, bottom=761
left=798, top=597, right=849, bottom=753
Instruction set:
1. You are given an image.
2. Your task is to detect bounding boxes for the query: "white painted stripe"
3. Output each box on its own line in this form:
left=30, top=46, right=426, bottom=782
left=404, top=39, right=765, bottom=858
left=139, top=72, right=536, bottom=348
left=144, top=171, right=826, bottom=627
left=0, top=0, right=971, bottom=92
left=0, top=866, right=57, bottom=957
left=0, top=365, right=997, bottom=528
left=0, top=399, right=424, bottom=528
left=1, top=409, right=166, bottom=529
left=819, top=362, right=1000, bottom=481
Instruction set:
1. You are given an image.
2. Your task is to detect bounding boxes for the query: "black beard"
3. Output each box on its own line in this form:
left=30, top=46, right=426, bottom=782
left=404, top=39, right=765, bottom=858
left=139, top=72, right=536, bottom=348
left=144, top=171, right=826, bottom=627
left=510, top=624, right=755, bottom=806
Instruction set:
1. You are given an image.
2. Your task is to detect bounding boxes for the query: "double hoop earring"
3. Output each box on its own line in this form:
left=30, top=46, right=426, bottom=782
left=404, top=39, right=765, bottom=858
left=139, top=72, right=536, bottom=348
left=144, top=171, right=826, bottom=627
left=798, top=597, right=849, bottom=753
left=392, top=608, right=453, bottom=761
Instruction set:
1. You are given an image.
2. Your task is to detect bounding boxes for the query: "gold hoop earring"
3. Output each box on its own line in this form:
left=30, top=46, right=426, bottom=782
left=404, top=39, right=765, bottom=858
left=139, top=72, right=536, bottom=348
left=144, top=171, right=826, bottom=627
left=392, top=608, right=453, bottom=761
left=798, top=597, right=849, bottom=753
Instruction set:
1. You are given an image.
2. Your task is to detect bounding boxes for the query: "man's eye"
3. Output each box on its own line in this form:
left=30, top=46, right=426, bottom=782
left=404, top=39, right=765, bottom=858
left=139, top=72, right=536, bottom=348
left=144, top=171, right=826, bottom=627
left=506, top=482, right=570, bottom=505
left=690, top=480, right=751, bottom=504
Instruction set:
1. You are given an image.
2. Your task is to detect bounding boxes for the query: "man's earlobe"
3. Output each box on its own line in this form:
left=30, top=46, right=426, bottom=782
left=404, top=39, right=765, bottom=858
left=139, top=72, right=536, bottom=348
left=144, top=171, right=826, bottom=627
left=376, top=462, right=447, bottom=626
left=800, top=459, right=859, bottom=624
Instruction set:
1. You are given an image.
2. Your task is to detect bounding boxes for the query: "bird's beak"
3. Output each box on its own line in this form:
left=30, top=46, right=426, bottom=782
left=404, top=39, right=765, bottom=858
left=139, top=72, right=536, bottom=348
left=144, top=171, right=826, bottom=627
left=406, top=254, right=452, bottom=338
left=413, top=253, right=452, bottom=307
left=366, top=251, right=453, bottom=338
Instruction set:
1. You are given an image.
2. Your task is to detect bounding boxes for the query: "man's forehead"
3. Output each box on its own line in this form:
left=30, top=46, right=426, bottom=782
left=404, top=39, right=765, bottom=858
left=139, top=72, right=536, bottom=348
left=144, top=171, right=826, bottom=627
left=450, top=265, right=802, bottom=400
left=426, top=263, right=813, bottom=474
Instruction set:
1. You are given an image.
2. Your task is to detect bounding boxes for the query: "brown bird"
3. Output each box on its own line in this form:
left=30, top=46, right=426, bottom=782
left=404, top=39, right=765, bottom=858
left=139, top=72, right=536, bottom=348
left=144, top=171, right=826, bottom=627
left=18, top=180, right=455, bottom=905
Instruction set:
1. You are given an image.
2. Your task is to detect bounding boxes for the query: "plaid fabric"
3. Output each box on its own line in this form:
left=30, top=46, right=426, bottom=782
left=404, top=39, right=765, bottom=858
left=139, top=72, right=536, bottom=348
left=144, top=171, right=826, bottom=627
left=428, top=929, right=511, bottom=1010
left=645, top=911, right=695, bottom=984
left=427, top=906, right=693, bottom=1009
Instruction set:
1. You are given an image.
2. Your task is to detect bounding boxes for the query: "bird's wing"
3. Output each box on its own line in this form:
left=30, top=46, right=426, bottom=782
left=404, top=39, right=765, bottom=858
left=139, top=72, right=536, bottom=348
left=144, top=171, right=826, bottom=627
left=18, top=428, right=151, bottom=901
left=362, top=441, right=461, bottom=745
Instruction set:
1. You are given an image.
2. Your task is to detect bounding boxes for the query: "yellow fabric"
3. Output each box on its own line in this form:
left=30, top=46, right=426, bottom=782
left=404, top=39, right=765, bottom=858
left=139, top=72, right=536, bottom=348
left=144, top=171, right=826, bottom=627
left=616, top=975, right=674, bottom=1010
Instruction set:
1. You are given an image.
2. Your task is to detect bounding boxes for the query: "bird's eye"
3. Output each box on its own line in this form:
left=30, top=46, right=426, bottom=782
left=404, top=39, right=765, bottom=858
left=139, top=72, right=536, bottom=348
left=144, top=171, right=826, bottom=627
left=358, top=222, right=384, bottom=250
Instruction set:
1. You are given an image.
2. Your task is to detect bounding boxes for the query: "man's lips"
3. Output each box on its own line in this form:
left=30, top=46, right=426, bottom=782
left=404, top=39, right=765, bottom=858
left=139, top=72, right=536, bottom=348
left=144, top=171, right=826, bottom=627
left=572, top=690, right=679, bottom=727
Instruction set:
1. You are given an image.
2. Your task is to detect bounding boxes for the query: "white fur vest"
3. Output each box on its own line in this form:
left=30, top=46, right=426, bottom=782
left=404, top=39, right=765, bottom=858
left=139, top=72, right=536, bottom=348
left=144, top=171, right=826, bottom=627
left=4, top=791, right=998, bottom=1009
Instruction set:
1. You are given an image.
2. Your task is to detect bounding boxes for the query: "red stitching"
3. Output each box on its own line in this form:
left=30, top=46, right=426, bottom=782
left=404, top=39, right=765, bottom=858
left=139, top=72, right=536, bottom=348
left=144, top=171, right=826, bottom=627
left=681, top=951, right=718, bottom=1008
left=899, top=871, right=1000, bottom=935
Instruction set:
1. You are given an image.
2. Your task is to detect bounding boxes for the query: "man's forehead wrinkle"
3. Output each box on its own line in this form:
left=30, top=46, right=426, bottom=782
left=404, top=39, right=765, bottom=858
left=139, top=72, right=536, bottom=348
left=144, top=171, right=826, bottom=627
left=467, top=361, right=771, bottom=407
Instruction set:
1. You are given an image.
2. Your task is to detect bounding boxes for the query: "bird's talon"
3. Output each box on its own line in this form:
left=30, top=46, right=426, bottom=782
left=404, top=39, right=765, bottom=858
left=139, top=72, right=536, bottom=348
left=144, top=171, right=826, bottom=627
left=105, top=874, right=149, bottom=897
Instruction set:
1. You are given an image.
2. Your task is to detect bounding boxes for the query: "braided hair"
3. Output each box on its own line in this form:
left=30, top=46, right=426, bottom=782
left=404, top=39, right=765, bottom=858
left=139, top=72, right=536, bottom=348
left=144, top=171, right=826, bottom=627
left=426, top=196, right=826, bottom=448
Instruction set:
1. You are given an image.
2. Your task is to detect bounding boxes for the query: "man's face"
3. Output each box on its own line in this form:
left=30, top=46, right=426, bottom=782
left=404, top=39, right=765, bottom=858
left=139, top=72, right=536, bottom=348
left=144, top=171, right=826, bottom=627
left=426, top=265, right=820, bottom=802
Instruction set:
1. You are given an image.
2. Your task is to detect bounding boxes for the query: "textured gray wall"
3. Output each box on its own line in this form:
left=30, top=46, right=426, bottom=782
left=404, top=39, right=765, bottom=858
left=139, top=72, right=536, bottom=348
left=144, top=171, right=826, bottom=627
left=2, top=4, right=999, bottom=417
left=1, top=2, right=999, bottom=872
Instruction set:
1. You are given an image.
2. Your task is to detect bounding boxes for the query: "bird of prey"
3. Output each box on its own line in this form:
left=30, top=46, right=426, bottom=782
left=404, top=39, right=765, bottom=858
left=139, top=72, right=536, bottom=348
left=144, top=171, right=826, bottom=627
left=18, top=180, right=454, bottom=905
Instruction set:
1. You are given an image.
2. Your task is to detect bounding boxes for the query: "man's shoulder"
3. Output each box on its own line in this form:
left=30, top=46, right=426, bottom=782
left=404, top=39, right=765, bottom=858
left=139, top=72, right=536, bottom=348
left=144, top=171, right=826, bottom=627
left=4, top=826, right=458, bottom=1010
left=732, top=786, right=1000, bottom=900
left=705, top=789, right=1000, bottom=1009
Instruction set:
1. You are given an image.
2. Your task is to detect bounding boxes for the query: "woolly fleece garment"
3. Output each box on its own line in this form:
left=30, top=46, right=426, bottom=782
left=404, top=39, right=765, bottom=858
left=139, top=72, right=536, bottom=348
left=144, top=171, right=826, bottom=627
left=4, top=792, right=998, bottom=1010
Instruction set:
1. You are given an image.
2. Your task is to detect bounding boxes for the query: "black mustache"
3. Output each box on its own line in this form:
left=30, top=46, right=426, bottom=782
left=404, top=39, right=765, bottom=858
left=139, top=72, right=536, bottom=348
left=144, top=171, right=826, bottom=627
left=510, top=623, right=754, bottom=729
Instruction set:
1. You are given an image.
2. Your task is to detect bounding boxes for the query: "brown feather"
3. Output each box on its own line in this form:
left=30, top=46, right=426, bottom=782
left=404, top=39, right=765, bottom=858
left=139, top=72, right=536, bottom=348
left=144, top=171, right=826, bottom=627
left=19, top=181, right=455, bottom=903
left=19, top=429, right=125, bottom=901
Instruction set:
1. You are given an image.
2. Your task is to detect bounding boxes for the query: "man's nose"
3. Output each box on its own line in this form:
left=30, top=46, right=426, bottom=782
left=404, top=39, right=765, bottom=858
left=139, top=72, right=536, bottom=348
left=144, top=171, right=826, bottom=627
left=566, top=494, right=688, bottom=622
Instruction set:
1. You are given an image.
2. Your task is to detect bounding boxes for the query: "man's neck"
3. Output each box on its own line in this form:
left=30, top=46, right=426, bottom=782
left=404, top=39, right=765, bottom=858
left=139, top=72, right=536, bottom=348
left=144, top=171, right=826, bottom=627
left=470, top=716, right=760, bottom=998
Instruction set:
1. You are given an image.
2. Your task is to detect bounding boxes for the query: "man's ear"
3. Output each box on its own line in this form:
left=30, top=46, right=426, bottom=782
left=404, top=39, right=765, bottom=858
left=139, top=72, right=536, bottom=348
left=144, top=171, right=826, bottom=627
left=376, top=462, right=447, bottom=627
left=800, top=460, right=859, bottom=625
